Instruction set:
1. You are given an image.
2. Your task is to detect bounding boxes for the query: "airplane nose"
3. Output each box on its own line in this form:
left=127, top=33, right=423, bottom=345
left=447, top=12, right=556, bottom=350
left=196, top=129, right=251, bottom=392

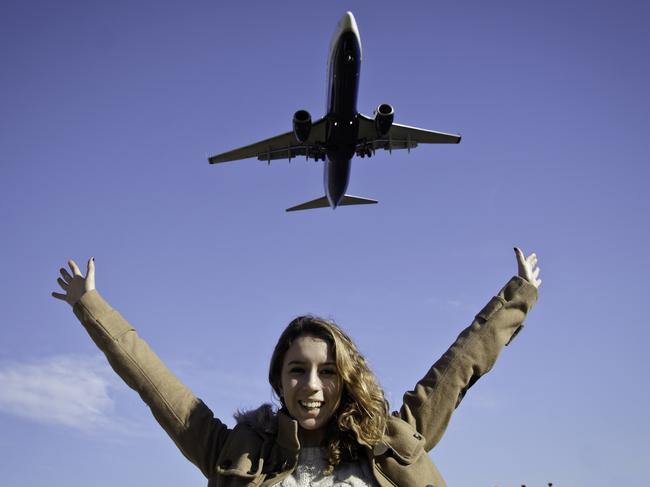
left=339, top=11, right=358, bottom=33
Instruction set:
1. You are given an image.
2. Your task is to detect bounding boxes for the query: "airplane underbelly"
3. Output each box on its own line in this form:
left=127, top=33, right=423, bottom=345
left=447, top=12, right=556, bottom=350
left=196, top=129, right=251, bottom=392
left=327, top=31, right=360, bottom=116
left=324, top=158, right=351, bottom=207
left=326, top=116, right=358, bottom=161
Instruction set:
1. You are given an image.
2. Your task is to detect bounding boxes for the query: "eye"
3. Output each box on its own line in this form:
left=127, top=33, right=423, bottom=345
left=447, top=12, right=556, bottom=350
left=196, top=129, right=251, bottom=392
left=320, top=368, right=337, bottom=376
left=289, top=367, right=305, bottom=374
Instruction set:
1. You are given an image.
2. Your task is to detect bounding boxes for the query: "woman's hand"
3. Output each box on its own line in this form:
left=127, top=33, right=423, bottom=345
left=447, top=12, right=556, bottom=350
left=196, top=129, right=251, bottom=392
left=52, top=257, right=96, bottom=306
left=514, top=248, right=541, bottom=288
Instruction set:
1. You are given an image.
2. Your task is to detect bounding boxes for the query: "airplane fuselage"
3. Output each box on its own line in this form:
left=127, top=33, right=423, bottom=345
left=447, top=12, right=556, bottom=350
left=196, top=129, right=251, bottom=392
left=323, top=13, right=362, bottom=208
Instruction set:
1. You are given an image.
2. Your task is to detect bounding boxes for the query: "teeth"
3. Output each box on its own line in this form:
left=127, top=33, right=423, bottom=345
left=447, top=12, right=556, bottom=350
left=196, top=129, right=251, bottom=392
left=300, top=401, right=323, bottom=408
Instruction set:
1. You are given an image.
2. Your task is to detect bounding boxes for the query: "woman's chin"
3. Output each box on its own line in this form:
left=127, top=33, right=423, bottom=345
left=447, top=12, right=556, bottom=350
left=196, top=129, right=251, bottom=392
left=298, top=418, right=321, bottom=430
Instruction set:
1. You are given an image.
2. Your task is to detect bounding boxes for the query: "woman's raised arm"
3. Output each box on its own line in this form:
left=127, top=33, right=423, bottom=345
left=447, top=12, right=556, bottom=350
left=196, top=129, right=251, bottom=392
left=398, top=248, right=540, bottom=451
left=52, top=258, right=230, bottom=478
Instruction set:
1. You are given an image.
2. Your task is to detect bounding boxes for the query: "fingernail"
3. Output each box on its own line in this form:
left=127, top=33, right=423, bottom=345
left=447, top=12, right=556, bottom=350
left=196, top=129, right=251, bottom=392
left=91, top=256, right=95, bottom=262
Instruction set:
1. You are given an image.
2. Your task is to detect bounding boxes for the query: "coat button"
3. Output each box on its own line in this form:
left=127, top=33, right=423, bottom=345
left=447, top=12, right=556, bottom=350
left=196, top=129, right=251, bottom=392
left=413, top=432, right=423, bottom=440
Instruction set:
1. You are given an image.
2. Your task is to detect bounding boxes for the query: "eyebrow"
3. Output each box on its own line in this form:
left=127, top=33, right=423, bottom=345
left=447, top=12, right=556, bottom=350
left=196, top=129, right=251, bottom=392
left=286, top=360, right=336, bottom=366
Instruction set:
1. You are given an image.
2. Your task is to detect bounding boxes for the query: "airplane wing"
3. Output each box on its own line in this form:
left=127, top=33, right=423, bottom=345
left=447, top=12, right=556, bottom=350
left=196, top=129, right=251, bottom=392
left=356, top=113, right=461, bottom=155
left=208, top=118, right=328, bottom=164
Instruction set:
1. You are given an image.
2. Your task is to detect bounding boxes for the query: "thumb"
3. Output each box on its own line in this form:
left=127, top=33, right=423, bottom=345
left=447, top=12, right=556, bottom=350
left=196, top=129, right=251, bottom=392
left=86, top=256, right=96, bottom=290
left=514, top=247, right=526, bottom=276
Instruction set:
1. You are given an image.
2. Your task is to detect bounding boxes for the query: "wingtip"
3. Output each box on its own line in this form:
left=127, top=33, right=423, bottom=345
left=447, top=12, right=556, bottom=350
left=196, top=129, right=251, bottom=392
left=208, top=155, right=224, bottom=164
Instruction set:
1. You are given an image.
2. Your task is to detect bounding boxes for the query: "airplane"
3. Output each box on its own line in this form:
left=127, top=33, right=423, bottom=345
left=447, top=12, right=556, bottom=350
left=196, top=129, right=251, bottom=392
left=208, top=11, right=461, bottom=212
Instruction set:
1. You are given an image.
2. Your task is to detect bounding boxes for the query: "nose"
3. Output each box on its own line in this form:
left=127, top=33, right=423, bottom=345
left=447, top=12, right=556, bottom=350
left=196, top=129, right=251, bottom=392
left=339, top=11, right=357, bottom=33
left=305, top=369, right=322, bottom=392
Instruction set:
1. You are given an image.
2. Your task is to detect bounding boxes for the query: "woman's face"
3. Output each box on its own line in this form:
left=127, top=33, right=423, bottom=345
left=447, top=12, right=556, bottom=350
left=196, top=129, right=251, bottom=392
left=279, top=334, right=342, bottom=441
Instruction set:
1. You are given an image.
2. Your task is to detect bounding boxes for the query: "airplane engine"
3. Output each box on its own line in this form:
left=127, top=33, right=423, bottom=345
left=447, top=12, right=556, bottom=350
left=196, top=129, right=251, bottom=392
left=293, top=110, right=312, bottom=143
left=374, top=103, right=394, bottom=136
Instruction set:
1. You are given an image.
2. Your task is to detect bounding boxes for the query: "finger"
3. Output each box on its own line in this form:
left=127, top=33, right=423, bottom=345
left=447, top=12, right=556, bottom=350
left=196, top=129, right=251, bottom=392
left=60, top=267, right=73, bottom=282
left=532, top=267, right=540, bottom=279
left=57, top=277, right=69, bottom=290
left=536, top=278, right=542, bottom=288
left=514, top=247, right=525, bottom=265
left=527, top=253, right=537, bottom=267
left=51, top=291, right=67, bottom=301
left=68, top=259, right=82, bottom=277
left=87, top=256, right=95, bottom=280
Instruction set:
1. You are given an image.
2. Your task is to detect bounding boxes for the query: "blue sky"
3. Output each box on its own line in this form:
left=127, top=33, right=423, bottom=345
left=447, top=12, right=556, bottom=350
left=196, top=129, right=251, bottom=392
left=1, top=0, right=649, bottom=486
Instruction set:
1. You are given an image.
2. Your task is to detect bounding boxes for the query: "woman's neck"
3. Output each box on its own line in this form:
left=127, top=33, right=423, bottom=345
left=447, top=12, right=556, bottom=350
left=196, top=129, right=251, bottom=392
left=298, top=426, right=326, bottom=447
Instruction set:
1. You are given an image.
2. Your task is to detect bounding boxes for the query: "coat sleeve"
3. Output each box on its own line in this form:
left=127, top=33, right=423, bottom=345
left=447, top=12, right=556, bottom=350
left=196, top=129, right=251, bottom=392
left=397, top=276, right=538, bottom=452
left=73, top=290, right=229, bottom=478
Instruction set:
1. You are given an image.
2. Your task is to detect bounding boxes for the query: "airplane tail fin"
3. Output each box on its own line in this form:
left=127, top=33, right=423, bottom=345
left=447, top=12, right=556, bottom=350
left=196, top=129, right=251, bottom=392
left=286, top=194, right=378, bottom=212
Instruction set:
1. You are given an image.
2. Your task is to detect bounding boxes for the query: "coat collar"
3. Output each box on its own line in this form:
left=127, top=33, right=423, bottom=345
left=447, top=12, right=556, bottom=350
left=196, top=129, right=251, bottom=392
left=237, top=404, right=377, bottom=454
left=275, top=409, right=376, bottom=452
left=275, top=410, right=300, bottom=453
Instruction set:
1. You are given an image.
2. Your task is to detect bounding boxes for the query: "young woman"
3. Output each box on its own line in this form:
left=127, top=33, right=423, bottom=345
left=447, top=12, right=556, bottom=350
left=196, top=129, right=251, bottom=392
left=52, top=248, right=540, bottom=487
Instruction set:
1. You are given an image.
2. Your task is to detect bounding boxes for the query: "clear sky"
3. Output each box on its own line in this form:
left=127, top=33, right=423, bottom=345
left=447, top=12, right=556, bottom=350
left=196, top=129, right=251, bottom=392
left=1, top=1, right=649, bottom=486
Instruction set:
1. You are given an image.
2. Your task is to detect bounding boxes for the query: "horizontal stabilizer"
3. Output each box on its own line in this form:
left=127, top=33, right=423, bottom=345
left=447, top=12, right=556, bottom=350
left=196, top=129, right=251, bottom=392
left=286, top=196, right=330, bottom=212
left=339, top=194, right=378, bottom=207
left=286, top=194, right=378, bottom=212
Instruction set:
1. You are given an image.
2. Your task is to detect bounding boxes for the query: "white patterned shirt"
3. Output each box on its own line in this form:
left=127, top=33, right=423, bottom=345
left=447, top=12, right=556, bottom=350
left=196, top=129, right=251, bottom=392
left=276, top=447, right=377, bottom=487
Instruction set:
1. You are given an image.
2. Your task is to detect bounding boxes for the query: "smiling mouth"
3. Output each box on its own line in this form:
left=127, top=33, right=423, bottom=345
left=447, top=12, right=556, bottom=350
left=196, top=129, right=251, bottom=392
left=299, top=400, right=323, bottom=410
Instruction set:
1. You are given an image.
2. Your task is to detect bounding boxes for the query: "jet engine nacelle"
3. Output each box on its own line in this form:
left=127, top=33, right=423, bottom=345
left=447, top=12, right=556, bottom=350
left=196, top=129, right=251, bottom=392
left=293, top=110, right=312, bottom=143
left=374, top=103, right=394, bottom=136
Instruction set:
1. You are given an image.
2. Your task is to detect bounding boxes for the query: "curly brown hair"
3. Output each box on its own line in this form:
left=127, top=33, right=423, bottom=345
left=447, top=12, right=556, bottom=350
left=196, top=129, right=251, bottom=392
left=268, top=316, right=388, bottom=472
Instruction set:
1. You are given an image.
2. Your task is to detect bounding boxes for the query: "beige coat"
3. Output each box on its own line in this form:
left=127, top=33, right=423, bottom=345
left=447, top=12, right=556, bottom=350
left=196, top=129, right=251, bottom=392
left=73, top=276, right=537, bottom=487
